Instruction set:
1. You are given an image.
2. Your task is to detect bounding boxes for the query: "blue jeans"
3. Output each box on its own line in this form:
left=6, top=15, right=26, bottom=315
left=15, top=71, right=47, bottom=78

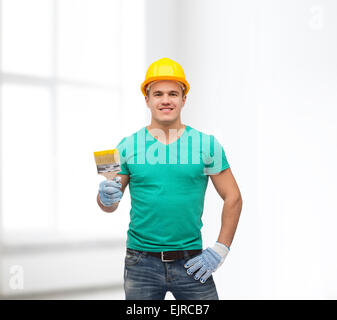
left=124, top=248, right=219, bottom=300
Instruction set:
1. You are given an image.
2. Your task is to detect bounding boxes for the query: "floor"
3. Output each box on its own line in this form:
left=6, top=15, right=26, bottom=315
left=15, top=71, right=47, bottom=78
left=60, top=289, right=175, bottom=300
left=3, top=288, right=176, bottom=300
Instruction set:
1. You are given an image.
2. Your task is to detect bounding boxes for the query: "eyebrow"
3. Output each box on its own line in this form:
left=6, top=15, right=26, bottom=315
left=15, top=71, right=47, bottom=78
left=152, top=90, right=180, bottom=94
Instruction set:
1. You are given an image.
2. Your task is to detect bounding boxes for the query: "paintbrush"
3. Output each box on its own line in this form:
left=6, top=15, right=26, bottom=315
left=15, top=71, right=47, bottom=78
left=93, top=148, right=121, bottom=181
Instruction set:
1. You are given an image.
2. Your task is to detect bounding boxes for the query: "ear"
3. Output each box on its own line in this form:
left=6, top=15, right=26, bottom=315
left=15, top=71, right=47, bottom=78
left=181, top=95, right=187, bottom=107
left=145, top=95, right=149, bottom=105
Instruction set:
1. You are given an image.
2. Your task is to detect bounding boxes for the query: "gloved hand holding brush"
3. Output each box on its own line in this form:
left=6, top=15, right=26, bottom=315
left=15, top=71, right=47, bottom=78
left=98, top=177, right=123, bottom=207
left=94, top=148, right=123, bottom=207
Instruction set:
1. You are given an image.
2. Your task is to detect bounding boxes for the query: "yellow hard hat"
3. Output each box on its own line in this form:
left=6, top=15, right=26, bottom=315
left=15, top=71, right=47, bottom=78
left=141, top=57, right=190, bottom=96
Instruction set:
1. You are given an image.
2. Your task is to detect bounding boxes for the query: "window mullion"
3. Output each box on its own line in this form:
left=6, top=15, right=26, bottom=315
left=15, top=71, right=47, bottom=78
left=50, top=0, right=58, bottom=234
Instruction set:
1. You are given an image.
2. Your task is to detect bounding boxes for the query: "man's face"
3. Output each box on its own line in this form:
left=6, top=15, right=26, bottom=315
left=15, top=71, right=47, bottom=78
left=145, top=80, right=187, bottom=125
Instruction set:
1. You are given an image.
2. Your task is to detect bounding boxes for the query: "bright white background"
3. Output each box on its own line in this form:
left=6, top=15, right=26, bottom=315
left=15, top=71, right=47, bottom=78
left=0, top=0, right=336, bottom=299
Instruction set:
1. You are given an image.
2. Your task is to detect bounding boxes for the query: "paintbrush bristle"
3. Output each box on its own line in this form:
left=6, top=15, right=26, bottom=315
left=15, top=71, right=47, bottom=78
left=93, top=149, right=121, bottom=175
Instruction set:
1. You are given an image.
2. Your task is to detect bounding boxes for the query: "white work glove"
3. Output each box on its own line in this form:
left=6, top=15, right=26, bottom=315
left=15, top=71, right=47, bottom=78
left=184, top=242, right=230, bottom=283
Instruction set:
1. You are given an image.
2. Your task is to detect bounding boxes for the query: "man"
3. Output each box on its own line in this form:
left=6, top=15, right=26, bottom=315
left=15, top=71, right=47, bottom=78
left=97, top=58, right=242, bottom=300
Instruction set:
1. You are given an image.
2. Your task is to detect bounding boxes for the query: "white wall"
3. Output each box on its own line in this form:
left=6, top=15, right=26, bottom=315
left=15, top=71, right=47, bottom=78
left=147, top=0, right=337, bottom=299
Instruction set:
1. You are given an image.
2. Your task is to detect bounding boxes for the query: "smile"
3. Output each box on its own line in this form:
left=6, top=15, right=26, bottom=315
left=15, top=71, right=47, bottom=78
left=159, top=108, right=174, bottom=113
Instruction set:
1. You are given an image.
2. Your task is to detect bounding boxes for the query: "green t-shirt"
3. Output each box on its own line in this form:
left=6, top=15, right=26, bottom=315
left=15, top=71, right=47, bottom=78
left=116, top=125, right=230, bottom=252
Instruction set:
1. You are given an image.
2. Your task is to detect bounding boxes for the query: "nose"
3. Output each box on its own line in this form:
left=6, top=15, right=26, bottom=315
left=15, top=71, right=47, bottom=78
left=161, top=94, right=170, bottom=105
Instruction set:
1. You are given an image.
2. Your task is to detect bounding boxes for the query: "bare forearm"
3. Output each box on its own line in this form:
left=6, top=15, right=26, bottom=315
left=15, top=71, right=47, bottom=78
left=96, top=193, right=119, bottom=213
left=217, top=197, right=242, bottom=248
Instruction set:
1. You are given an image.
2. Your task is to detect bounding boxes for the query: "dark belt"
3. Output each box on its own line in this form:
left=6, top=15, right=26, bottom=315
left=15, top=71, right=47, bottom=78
left=144, top=249, right=202, bottom=262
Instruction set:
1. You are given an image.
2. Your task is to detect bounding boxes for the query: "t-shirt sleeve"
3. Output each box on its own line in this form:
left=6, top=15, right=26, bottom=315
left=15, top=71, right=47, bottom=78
left=116, top=137, right=130, bottom=175
left=203, top=135, right=230, bottom=175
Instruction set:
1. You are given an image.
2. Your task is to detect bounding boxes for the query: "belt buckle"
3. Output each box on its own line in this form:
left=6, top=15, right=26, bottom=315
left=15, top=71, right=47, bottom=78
left=161, top=251, right=175, bottom=262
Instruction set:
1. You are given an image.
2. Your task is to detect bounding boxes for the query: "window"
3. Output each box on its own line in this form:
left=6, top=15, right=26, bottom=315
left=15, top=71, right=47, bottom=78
left=0, top=0, right=145, bottom=243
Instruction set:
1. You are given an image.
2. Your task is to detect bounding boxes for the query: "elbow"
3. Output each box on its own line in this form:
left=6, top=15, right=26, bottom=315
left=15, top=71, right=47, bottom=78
left=237, top=196, right=243, bottom=211
left=101, top=203, right=119, bottom=213
left=225, top=193, right=243, bottom=207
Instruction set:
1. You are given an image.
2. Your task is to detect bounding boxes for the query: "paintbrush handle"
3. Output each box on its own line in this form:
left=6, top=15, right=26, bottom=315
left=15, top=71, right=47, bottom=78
left=100, top=171, right=118, bottom=181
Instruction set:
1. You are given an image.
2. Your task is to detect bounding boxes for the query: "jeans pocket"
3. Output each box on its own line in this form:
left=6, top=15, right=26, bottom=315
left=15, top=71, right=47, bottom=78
left=125, top=249, right=142, bottom=267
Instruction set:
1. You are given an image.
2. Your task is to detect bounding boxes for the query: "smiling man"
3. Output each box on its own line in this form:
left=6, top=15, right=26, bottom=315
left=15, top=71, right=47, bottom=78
left=97, top=58, right=243, bottom=300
